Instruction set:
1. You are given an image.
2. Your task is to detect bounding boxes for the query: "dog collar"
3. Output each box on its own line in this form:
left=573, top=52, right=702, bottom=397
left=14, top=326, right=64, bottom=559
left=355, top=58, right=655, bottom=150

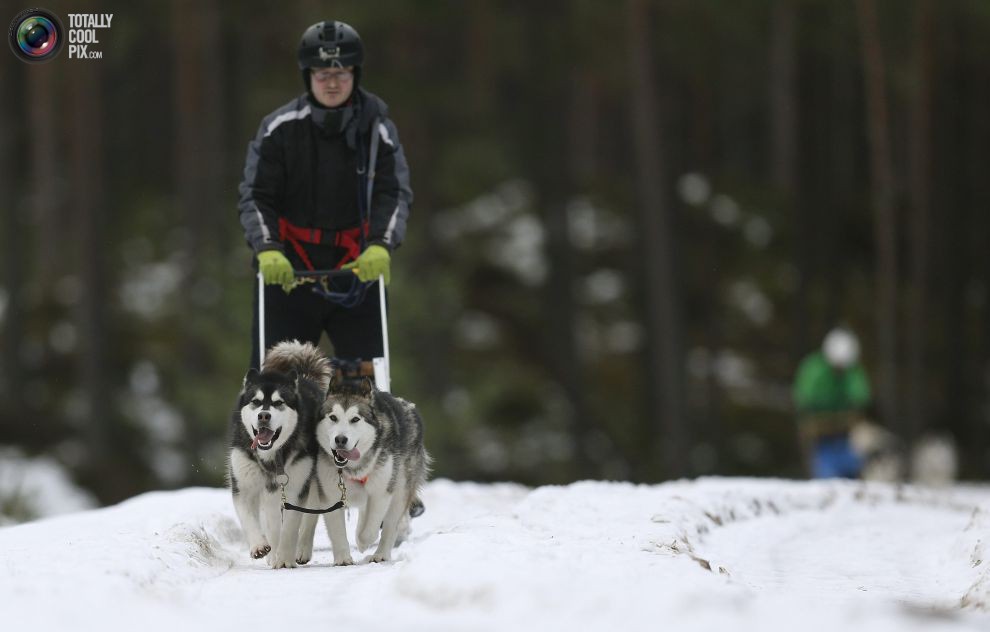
left=348, top=475, right=368, bottom=485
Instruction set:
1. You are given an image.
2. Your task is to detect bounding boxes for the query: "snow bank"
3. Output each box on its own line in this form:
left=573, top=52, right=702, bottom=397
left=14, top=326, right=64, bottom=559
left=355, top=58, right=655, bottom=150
left=2, top=478, right=989, bottom=631
left=0, top=446, right=97, bottom=524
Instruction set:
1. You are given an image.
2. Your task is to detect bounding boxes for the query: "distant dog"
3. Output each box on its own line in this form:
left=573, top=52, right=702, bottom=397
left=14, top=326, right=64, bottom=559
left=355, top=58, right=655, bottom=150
left=910, top=432, right=958, bottom=487
left=850, top=421, right=903, bottom=482
left=227, top=341, right=330, bottom=568
left=302, top=378, right=430, bottom=565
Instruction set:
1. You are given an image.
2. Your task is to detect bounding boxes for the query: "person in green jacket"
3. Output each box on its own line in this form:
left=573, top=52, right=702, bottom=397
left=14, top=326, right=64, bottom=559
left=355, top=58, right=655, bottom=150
left=793, top=328, right=871, bottom=478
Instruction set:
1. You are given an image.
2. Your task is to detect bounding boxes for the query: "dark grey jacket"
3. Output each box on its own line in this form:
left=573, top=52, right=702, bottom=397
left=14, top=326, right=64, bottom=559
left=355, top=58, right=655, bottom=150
left=238, top=88, right=412, bottom=260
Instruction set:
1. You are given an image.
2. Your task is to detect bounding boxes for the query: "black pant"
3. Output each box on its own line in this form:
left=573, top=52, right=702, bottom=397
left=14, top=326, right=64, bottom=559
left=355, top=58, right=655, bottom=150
left=249, top=278, right=384, bottom=370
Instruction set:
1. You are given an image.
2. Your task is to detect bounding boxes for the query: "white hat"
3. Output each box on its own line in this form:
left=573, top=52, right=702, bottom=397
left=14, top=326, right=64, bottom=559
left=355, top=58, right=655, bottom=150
left=823, top=328, right=860, bottom=369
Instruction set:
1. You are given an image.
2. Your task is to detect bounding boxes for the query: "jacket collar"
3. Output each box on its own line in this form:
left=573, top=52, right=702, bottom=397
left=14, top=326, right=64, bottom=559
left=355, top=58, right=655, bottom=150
left=307, top=96, right=356, bottom=136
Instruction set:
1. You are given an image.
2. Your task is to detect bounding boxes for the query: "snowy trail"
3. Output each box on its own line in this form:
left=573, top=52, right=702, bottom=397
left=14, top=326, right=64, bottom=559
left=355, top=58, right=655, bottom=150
left=699, top=496, right=978, bottom=607
left=2, top=479, right=989, bottom=631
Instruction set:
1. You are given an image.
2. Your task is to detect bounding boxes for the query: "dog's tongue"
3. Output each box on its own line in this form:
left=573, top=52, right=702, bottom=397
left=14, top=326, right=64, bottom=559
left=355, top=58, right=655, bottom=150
left=251, top=427, right=276, bottom=449
left=337, top=447, right=361, bottom=461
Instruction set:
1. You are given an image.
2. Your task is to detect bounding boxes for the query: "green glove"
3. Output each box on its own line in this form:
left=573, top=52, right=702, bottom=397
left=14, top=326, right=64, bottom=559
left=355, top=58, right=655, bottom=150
left=257, top=250, right=295, bottom=290
left=343, top=244, right=391, bottom=285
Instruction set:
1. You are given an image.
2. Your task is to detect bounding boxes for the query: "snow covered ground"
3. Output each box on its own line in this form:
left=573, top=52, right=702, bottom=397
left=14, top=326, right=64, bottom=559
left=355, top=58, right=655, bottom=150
left=2, top=478, right=989, bottom=631
left=0, top=447, right=97, bottom=525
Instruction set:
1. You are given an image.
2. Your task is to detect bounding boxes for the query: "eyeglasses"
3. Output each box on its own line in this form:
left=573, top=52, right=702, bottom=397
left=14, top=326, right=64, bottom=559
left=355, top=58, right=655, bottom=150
left=312, top=69, right=353, bottom=83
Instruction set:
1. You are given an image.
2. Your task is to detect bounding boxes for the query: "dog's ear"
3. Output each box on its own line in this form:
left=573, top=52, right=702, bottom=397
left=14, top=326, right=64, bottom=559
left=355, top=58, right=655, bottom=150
left=243, top=367, right=259, bottom=387
left=359, top=376, right=375, bottom=398
left=287, top=369, right=299, bottom=388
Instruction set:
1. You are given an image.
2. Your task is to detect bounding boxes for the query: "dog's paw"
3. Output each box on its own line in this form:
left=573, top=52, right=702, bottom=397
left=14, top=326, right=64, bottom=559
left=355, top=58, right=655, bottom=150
left=272, top=557, right=298, bottom=570
left=333, top=555, right=355, bottom=567
left=296, top=544, right=313, bottom=564
left=366, top=552, right=391, bottom=564
left=296, top=544, right=313, bottom=565
left=250, top=542, right=271, bottom=559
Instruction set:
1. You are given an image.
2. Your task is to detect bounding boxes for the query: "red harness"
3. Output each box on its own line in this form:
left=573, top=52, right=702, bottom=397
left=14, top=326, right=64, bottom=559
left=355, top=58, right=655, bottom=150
left=278, top=218, right=367, bottom=271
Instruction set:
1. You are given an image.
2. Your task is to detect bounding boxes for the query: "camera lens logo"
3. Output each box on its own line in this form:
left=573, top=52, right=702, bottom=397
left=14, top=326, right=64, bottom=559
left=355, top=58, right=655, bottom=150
left=8, top=8, right=64, bottom=63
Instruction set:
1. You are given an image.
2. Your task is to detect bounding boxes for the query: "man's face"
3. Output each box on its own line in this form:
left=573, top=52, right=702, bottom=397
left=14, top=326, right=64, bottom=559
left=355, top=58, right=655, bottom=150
left=310, top=66, right=354, bottom=108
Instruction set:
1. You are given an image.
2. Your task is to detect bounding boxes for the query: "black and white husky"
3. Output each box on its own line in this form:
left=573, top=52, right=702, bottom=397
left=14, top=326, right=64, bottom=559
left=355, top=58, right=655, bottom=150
left=227, top=341, right=330, bottom=568
left=300, top=378, right=430, bottom=565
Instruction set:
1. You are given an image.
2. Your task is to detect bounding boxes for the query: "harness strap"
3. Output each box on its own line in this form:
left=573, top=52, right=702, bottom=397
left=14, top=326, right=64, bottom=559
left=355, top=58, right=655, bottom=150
left=278, top=218, right=317, bottom=271
left=278, top=217, right=368, bottom=271
left=282, top=500, right=345, bottom=515
left=365, top=117, right=381, bottom=218
left=333, top=227, right=363, bottom=269
left=275, top=453, right=348, bottom=517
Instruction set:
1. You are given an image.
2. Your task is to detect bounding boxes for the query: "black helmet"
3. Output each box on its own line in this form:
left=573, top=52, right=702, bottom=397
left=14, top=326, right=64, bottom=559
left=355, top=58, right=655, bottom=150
left=298, top=21, right=363, bottom=70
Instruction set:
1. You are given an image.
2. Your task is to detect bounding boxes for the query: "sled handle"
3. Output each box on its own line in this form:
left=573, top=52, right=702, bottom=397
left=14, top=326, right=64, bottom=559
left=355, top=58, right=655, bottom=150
left=294, top=269, right=360, bottom=279
left=257, top=272, right=265, bottom=370
left=378, top=274, right=390, bottom=392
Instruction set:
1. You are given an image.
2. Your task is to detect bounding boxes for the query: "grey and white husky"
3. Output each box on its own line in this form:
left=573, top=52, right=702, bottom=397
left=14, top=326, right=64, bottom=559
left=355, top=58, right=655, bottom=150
left=227, top=341, right=330, bottom=568
left=300, top=378, right=430, bottom=565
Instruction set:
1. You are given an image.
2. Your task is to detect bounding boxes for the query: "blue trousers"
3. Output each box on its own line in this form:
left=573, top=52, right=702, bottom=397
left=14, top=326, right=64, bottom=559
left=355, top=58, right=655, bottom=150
left=812, top=434, right=863, bottom=479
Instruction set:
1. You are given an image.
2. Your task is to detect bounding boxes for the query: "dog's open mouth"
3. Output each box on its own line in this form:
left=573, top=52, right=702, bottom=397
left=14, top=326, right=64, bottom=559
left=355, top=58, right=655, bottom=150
left=331, top=446, right=360, bottom=464
left=251, top=427, right=281, bottom=451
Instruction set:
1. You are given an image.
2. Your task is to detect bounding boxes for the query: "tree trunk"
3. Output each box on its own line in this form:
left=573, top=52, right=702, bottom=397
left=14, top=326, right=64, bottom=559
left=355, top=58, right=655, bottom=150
left=0, top=59, right=27, bottom=427
left=626, top=0, right=685, bottom=479
left=532, top=5, right=596, bottom=479
left=855, top=0, right=899, bottom=434
left=769, top=0, right=811, bottom=369
left=173, top=0, right=223, bottom=267
left=69, top=55, right=110, bottom=472
left=543, top=197, right=594, bottom=477
left=173, top=0, right=224, bottom=482
left=466, top=0, right=496, bottom=118
left=826, top=14, right=856, bottom=330
left=769, top=0, right=798, bottom=196
left=906, top=0, right=934, bottom=443
left=965, top=10, right=990, bottom=478
left=27, top=65, right=61, bottom=288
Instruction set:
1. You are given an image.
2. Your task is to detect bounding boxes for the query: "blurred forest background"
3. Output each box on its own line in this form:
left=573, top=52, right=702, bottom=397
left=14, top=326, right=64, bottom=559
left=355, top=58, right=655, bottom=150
left=2, top=0, right=990, bottom=512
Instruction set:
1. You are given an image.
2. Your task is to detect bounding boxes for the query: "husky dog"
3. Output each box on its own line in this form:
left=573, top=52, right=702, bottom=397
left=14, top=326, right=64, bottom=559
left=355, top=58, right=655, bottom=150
left=227, top=341, right=330, bottom=568
left=304, top=378, right=430, bottom=564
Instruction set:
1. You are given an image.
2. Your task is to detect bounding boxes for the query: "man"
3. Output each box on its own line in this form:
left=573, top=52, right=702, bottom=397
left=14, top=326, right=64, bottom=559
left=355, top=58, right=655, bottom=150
left=793, top=328, right=872, bottom=478
left=238, top=20, right=412, bottom=376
